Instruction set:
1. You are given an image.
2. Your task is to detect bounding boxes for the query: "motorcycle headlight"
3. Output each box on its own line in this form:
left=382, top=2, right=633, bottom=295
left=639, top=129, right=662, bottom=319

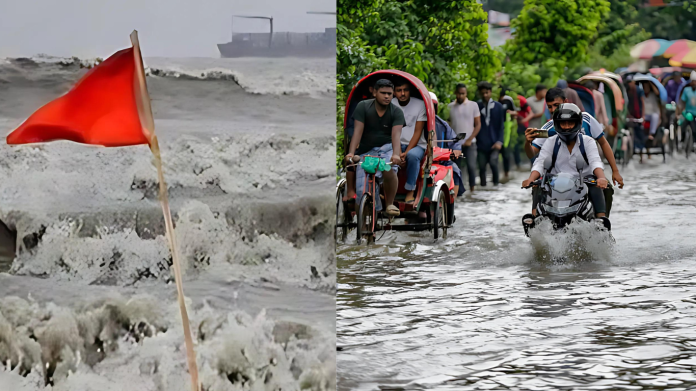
left=544, top=203, right=582, bottom=216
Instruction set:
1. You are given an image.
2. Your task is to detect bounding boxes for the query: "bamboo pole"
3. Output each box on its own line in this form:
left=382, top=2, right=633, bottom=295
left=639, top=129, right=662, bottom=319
left=130, top=30, right=200, bottom=391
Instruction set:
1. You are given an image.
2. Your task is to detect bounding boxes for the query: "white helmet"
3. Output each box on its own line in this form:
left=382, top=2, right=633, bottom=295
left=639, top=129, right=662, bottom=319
left=429, top=91, right=438, bottom=105
left=690, top=70, right=696, bottom=82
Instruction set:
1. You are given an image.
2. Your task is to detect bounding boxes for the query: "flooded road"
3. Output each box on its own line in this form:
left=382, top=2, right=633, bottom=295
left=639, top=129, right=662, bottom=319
left=337, top=157, right=696, bottom=390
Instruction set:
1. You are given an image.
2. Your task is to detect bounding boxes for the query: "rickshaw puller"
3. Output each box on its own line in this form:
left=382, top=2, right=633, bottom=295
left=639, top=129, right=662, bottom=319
left=345, top=79, right=404, bottom=217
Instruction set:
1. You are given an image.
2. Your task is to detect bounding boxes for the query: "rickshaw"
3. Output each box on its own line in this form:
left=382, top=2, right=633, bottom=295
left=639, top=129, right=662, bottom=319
left=578, top=74, right=628, bottom=164
left=591, top=70, right=630, bottom=135
left=568, top=81, right=596, bottom=118
left=633, top=73, right=670, bottom=161
left=335, top=70, right=458, bottom=244
left=592, top=69, right=626, bottom=89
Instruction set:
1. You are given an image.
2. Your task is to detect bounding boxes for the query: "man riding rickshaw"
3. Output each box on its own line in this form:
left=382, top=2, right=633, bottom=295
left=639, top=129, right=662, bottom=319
left=336, top=70, right=460, bottom=244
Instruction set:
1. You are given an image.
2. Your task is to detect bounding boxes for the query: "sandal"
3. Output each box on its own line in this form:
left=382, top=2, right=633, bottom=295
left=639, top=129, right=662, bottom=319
left=385, top=205, right=400, bottom=216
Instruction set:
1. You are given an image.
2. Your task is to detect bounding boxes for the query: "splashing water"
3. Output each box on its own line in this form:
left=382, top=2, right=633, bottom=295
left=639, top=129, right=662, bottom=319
left=528, top=218, right=615, bottom=264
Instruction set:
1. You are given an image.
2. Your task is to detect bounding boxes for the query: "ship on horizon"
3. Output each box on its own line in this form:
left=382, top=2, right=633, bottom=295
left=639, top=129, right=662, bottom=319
left=217, top=13, right=336, bottom=58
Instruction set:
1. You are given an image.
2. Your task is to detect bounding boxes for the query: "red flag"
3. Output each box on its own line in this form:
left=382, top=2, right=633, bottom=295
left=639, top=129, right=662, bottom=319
left=6, top=47, right=151, bottom=147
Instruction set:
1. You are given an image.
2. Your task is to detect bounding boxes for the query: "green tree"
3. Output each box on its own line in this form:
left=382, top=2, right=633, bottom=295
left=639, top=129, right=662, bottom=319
left=337, top=0, right=500, bottom=106
left=637, top=1, right=696, bottom=41
left=505, top=0, right=611, bottom=67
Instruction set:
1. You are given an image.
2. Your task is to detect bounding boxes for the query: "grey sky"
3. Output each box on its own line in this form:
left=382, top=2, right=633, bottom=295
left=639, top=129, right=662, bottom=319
left=0, top=0, right=335, bottom=58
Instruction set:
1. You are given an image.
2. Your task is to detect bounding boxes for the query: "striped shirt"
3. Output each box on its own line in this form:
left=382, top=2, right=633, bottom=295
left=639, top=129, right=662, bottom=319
left=532, top=112, right=605, bottom=150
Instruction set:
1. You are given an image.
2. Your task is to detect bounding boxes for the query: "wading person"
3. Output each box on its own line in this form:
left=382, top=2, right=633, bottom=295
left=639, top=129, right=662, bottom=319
left=476, top=81, right=504, bottom=187
left=447, top=83, right=480, bottom=192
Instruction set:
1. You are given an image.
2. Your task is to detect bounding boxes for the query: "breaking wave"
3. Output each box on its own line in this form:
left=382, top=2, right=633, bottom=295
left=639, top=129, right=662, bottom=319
left=0, top=295, right=335, bottom=391
left=0, top=55, right=335, bottom=97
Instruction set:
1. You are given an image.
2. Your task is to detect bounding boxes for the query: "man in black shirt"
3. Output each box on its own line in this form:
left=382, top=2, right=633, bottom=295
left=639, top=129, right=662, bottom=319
left=345, top=79, right=405, bottom=216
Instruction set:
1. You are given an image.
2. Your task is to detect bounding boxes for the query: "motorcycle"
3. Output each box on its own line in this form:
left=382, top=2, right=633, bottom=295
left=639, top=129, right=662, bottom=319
left=522, top=154, right=612, bottom=237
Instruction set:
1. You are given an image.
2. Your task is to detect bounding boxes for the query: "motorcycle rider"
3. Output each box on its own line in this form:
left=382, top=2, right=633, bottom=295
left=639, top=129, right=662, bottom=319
left=522, top=104, right=611, bottom=229
left=524, top=87, right=624, bottom=190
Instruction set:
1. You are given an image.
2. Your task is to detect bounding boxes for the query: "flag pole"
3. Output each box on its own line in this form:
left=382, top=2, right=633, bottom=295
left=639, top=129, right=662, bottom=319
left=130, top=30, right=200, bottom=391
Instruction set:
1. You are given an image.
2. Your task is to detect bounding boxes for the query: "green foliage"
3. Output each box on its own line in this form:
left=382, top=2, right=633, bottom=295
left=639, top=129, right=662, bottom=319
left=600, top=0, right=695, bottom=41
left=337, top=0, right=499, bottom=106
left=498, top=49, right=563, bottom=98
left=584, top=24, right=652, bottom=72
left=636, top=1, right=696, bottom=41
left=505, top=0, right=610, bottom=67
left=498, top=0, right=652, bottom=97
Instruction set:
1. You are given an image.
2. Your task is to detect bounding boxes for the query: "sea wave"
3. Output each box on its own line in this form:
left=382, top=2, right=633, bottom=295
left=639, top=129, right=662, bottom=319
left=0, top=133, right=335, bottom=291
left=0, top=55, right=335, bottom=97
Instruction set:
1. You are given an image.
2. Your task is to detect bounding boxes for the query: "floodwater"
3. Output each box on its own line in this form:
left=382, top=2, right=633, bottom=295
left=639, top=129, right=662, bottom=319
left=337, top=157, right=696, bottom=390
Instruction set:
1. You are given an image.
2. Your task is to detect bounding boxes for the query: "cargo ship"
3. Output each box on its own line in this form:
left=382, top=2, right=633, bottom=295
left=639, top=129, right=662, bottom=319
left=217, top=14, right=336, bottom=58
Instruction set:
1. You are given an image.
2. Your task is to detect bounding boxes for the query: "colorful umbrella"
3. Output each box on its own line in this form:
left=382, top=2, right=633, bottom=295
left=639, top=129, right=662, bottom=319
left=669, top=47, right=696, bottom=67
left=630, top=39, right=672, bottom=59
left=663, top=39, right=696, bottom=58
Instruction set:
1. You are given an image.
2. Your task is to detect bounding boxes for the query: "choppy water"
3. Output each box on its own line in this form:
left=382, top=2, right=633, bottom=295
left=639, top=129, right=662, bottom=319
left=337, top=158, right=696, bottom=390
left=0, top=55, right=336, bottom=390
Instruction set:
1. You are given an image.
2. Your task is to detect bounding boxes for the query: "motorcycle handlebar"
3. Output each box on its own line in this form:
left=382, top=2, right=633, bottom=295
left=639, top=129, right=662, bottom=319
left=522, top=179, right=541, bottom=189
left=522, top=176, right=605, bottom=190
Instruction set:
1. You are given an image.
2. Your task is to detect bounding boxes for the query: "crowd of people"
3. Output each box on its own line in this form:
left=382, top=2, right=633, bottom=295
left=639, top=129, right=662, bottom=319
left=342, top=71, right=696, bottom=219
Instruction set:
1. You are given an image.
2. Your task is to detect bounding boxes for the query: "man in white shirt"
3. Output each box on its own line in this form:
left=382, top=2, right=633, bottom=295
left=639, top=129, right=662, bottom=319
left=524, top=87, right=624, bottom=189
left=522, top=104, right=609, bottom=221
left=392, top=79, right=427, bottom=203
left=447, top=83, right=481, bottom=192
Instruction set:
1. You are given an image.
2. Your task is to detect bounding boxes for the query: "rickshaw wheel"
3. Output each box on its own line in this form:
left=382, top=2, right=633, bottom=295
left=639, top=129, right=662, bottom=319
left=433, top=189, right=447, bottom=240
left=335, top=183, right=348, bottom=243
left=357, top=193, right=375, bottom=245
